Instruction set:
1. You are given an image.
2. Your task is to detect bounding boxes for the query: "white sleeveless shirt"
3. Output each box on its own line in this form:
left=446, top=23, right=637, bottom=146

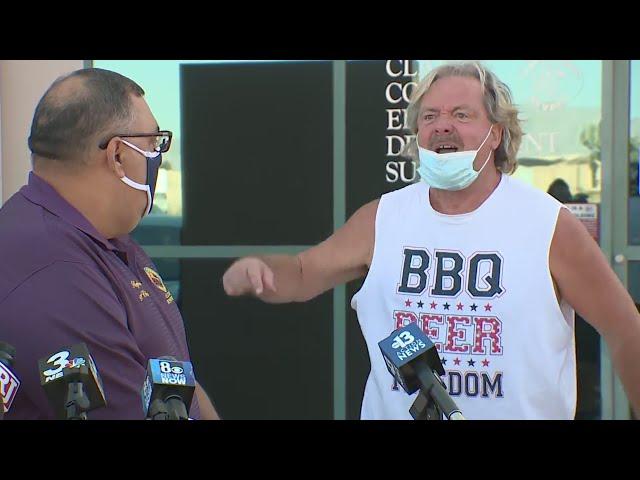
left=351, top=174, right=576, bottom=420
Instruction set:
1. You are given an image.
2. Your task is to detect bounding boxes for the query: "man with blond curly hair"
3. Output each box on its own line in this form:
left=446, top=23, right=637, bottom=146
left=223, top=62, right=640, bottom=420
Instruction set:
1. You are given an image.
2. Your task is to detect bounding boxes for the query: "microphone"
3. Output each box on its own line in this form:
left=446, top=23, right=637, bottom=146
left=0, top=342, right=20, bottom=419
left=141, top=357, right=195, bottom=420
left=409, top=391, right=443, bottom=421
left=38, top=343, right=107, bottom=420
left=378, top=322, right=465, bottom=420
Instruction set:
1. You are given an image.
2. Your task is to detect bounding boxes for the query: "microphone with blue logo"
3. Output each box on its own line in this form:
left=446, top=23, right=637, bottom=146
left=141, top=357, right=195, bottom=420
left=0, top=342, right=20, bottom=419
left=378, top=322, right=465, bottom=420
left=38, top=343, right=107, bottom=420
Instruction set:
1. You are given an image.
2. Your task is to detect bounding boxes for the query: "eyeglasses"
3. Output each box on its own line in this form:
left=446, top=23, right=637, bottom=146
left=99, top=130, right=173, bottom=154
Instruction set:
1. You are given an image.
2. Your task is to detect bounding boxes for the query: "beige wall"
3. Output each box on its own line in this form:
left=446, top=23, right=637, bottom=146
left=0, top=60, right=85, bottom=203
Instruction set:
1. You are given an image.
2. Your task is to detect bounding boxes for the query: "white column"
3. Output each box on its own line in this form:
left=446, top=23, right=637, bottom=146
left=0, top=60, right=84, bottom=204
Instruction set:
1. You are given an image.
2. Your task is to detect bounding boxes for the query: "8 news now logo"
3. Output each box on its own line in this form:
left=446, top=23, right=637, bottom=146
left=158, top=361, right=187, bottom=385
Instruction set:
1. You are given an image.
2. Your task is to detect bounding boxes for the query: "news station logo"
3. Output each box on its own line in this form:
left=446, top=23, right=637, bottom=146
left=391, top=329, right=427, bottom=361
left=142, top=375, right=153, bottom=413
left=42, top=350, right=87, bottom=383
left=85, top=354, right=106, bottom=399
left=67, top=358, right=86, bottom=368
left=157, top=360, right=188, bottom=386
left=379, top=323, right=430, bottom=393
left=0, top=363, right=20, bottom=413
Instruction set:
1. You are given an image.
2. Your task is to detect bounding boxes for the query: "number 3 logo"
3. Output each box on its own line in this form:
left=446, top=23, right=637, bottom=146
left=43, top=351, right=70, bottom=377
left=392, top=331, right=415, bottom=349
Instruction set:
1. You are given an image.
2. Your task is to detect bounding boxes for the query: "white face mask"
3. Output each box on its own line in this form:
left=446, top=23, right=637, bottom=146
left=416, top=125, right=494, bottom=191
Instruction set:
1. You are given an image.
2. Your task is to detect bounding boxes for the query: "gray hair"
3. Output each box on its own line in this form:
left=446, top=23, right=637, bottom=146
left=403, top=61, right=523, bottom=174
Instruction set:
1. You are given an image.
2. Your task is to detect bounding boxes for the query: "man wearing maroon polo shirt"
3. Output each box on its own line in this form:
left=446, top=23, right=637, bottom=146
left=0, top=68, right=219, bottom=420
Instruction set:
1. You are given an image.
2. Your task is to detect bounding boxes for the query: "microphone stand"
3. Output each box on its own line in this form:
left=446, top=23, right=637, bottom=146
left=166, top=396, right=189, bottom=420
left=65, top=382, right=90, bottom=420
left=413, top=364, right=466, bottom=420
left=147, top=397, right=188, bottom=420
left=410, top=391, right=444, bottom=420
left=148, top=398, right=170, bottom=420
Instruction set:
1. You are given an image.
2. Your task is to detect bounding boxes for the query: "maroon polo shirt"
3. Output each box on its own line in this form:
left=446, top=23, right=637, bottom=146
left=0, top=172, right=201, bottom=420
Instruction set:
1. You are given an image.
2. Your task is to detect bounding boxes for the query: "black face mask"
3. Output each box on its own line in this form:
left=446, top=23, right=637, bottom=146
left=145, top=153, right=163, bottom=214
left=119, top=141, right=163, bottom=217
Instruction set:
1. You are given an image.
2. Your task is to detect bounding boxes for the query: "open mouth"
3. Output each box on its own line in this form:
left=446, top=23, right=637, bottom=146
left=434, top=144, right=459, bottom=154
